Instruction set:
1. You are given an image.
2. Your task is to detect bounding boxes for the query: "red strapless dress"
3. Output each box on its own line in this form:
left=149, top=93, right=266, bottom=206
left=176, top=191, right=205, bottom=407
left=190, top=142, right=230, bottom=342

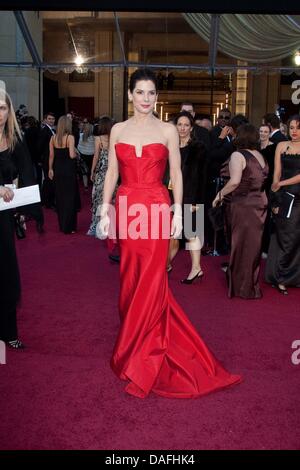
left=111, top=142, right=241, bottom=398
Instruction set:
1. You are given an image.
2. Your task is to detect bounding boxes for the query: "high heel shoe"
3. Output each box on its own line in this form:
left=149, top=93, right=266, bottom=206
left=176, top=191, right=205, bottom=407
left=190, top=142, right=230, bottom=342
left=181, top=270, right=204, bottom=284
left=272, top=284, right=288, bottom=295
left=7, top=339, right=25, bottom=349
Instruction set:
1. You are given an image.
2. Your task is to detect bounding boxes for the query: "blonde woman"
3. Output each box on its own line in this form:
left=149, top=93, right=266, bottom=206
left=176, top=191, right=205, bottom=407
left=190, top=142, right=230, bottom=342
left=49, top=115, right=80, bottom=234
left=0, top=89, right=38, bottom=348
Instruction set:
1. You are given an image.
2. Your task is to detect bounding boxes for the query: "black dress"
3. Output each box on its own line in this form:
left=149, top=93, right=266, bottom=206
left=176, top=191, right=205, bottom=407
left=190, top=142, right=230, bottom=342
left=53, top=138, right=80, bottom=233
left=180, top=141, right=207, bottom=240
left=0, top=140, right=37, bottom=341
left=265, top=153, right=300, bottom=287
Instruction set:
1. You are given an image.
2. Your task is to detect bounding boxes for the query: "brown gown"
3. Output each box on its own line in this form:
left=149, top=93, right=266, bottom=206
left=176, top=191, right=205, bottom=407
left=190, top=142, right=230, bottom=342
left=227, top=149, right=268, bottom=299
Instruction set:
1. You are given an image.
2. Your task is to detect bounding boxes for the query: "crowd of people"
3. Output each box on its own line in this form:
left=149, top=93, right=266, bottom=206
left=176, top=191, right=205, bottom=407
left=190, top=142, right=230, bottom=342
left=1, top=69, right=299, bottom=399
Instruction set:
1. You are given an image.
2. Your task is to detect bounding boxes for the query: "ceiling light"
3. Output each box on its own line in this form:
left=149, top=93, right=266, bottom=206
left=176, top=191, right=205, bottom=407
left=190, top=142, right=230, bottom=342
left=294, top=50, right=300, bottom=66
left=75, top=55, right=84, bottom=66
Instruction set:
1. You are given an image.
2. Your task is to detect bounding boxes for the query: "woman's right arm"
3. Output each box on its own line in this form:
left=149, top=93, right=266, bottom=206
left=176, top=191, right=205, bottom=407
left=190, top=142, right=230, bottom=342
left=48, top=136, right=54, bottom=179
left=91, top=136, right=100, bottom=181
left=272, top=142, right=284, bottom=189
left=100, top=125, right=120, bottom=218
left=212, top=151, right=244, bottom=206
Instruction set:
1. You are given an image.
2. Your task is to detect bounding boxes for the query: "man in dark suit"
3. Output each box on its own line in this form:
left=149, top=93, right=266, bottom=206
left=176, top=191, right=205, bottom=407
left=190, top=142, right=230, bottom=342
left=263, top=113, right=288, bottom=145
left=38, top=112, right=56, bottom=209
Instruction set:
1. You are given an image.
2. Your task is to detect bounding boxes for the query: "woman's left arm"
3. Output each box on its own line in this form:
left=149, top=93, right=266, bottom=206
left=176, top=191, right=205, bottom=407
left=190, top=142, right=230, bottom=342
left=278, top=174, right=300, bottom=188
left=212, top=151, right=244, bottom=207
left=167, top=124, right=182, bottom=207
left=166, top=124, right=183, bottom=238
left=68, top=135, right=76, bottom=159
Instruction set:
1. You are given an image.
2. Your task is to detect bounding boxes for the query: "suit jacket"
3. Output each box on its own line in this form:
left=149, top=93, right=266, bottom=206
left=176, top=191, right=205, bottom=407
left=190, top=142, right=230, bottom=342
left=270, top=130, right=288, bottom=145
left=209, top=126, right=234, bottom=178
left=261, top=143, right=275, bottom=191
left=38, top=125, right=54, bottom=164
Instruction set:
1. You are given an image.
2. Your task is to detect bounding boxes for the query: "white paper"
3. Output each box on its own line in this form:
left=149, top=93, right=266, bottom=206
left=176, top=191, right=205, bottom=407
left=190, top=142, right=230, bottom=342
left=286, top=192, right=295, bottom=219
left=0, top=185, right=41, bottom=211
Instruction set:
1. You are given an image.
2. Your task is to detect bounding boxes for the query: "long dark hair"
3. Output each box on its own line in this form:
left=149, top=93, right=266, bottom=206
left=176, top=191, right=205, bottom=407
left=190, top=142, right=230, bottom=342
left=94, top=116, right=113, bottom=137
left=174, top=110, right=194, bottom=128
left=287, top=114, right=300, bottom=139
left=174, top=111, right=205, bottom=151
left=129, top=68, right=158, bottom=93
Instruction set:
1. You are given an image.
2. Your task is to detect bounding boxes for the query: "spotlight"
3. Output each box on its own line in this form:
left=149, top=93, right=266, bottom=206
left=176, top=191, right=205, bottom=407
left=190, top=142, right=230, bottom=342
left=75, top=55, right=84, bottom=66
left=294, top=50, right=300, bottom=66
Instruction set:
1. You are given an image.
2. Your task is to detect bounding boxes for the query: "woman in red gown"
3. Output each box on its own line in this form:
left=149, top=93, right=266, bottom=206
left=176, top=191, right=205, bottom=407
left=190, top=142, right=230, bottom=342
left=99, top=68, right=241, bottom=398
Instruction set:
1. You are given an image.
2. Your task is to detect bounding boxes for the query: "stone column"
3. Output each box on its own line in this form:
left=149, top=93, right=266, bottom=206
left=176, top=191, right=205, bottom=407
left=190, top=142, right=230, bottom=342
left=111, top=32, right=125, bottom=122
left=94, top=31, right=112, bottom=118
left=248, top=71, right=280, bottom=127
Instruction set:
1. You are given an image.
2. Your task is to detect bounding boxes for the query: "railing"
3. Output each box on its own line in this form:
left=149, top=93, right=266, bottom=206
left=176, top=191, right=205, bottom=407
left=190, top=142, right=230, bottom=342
left=156, top=76, right=231, bottom=92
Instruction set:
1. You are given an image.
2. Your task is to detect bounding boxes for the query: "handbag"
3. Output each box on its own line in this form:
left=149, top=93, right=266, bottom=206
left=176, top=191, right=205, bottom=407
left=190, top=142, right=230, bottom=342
left=270, top=190, right=295, bottom=218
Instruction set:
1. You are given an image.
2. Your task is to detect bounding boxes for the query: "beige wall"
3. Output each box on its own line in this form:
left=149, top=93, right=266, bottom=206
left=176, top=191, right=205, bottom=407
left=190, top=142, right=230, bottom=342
left=44, top=30, right=113, bottom=118
left=43, top=28, right=235, bottom=121
left=248, top=71, right=281, bottom=126
left=0, top=12, right=42, bottom=118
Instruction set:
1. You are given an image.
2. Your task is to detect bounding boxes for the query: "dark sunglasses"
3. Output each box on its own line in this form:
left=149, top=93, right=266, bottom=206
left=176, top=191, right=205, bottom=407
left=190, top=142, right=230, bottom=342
left=219, top=115, right=230, bottom=120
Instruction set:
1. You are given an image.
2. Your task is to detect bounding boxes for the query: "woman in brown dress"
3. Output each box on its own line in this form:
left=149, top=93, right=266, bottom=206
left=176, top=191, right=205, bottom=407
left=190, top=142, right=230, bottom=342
left=213, top=124, right=268, bottom=299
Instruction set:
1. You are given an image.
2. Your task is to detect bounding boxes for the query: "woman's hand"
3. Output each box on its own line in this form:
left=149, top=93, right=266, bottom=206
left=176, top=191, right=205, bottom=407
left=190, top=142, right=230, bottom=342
left=96, top=214, right=110, bottom=239
left=0, top=186, right=14, bottom=202
left=212, top=192, right=223, bottom=208
left=90, top=171, right=95, bottom=183
left=171, top=214, right=182, bottom=239
left=48, top=169, right=54, bottom=180
left=271, top=181, right=281, bottom=192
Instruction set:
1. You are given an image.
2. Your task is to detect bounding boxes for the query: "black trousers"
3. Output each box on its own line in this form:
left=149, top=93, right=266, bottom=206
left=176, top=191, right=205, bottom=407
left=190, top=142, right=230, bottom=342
left=0, top=301, right=18, bottom=342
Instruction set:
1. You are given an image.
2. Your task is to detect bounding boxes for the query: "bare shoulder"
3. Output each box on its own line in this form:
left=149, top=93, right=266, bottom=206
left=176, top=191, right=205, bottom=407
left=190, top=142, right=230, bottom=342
left=68, top=134, right=75, bottom=143
left=110, top=121, right=127, bottom=138
left=277, top=140, right=289, bottom=151
left=159, top=120, right=177, bottom=139
left=231, top=150, right=246, bottom=160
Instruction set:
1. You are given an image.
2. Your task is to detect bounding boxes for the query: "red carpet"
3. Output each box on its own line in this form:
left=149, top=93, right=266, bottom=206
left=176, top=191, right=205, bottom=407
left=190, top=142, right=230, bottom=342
left=0, top=189, right=300, bottom=450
